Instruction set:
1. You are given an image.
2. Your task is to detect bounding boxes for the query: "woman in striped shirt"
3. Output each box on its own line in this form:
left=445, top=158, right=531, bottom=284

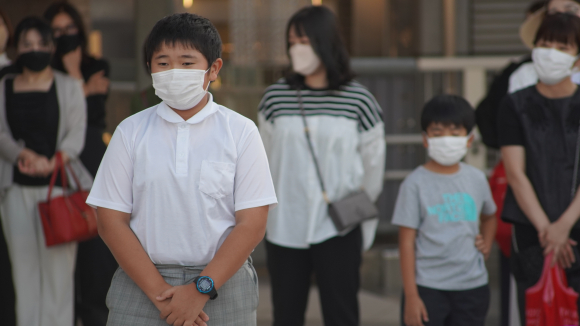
left=258, top=5, right=385, bottom=326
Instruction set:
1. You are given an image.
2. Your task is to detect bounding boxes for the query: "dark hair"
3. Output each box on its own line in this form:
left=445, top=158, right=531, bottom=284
left=144, top=13, right=222, bottom=72
left=14, top=16, right=53, bottom=48
left=0, top=9, right=13, bottom=47
left=534, top=12, right=580, bottom=52
left=527, top=1, right=548, bottom=15
left=285, top=5, right=354, bottom=90
left=421, top=95, right=475, bottom=133
left=43, top=2, right=88, bottom=55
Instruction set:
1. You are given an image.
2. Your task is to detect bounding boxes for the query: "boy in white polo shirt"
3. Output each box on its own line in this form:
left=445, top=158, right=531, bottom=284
left=86, top=13, right=277, bottom=326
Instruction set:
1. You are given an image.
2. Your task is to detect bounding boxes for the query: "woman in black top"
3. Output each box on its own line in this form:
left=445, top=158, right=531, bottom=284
left=43, top=3, right=116, bottom=326
left=0, top=16, right=90, bottom=326
left=498, top=13, right=580, bottom=322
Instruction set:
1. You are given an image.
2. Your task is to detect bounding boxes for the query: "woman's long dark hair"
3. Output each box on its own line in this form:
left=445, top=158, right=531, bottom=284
left=43, top=1, right=88, bottom=59
left=285, top=5, right=354, bottom=90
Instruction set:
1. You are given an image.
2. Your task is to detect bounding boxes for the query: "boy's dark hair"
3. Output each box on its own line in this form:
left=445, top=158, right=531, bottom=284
left=144, top=13, right=222, bottom=72
left=285, top=5, right=354, bottom=90
left=534, top=13, right=580, bottom=53
left=43, top=2, right=88, bottom=55
left=421, top=95, right=475, bottom=132
left=14, top=16, right=53, bottom=48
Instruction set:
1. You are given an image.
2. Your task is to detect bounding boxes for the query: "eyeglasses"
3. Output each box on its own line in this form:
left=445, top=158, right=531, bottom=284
left=52, top=24, right=78, bottom=37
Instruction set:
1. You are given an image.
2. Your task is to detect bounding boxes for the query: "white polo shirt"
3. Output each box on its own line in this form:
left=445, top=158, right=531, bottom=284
left=86, top=94, right=278, bottom=266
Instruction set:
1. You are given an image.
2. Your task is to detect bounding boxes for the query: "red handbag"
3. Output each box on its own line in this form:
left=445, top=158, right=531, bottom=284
left=525, top=253, right=579, bottom=326
left=37, top=152, right=98, bottom=247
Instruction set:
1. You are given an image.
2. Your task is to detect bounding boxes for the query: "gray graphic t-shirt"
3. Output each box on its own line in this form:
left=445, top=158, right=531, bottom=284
left=391, top=163, right=497, bottom=291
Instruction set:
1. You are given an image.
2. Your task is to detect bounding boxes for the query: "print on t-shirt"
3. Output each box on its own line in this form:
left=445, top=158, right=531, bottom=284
left=427, top=193, right=477, bottom=223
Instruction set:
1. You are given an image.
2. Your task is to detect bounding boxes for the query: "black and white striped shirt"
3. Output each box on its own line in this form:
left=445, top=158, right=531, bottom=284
left=258, top=79, right=383, bottom=131
left=258, top=78, right=386, bottom=250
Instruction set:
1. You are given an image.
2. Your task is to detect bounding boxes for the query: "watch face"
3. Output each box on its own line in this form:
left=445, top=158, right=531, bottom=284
left=198, top=277, right=213, bottom=293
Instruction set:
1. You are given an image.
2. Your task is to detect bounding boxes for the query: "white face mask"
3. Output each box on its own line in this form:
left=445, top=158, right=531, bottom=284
left=289, top=43, right=321, bottom=76
left=152, top=68, right=210, bottom=110
left=427, top=136, right=469, bottom=166
left=532, top=47, right=578, bottom=85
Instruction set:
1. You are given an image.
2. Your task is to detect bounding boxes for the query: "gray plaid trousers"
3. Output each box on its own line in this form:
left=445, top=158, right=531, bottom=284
left=106, top=261, right=259, bottom=326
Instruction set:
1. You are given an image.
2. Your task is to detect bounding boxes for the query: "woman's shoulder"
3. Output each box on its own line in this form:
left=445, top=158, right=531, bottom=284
left=264, top=78, right=292, bottom=94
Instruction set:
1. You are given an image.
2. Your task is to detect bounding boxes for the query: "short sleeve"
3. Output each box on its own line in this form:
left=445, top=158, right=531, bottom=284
left=233, top=126, right=278, bottom=211
left=497, top=96, right=525, bottom=147
left=86, top=128, right=134, bottom=213
left=391, top=178, right=421, bottom=229
left=480, top=179, right=497, bottom=216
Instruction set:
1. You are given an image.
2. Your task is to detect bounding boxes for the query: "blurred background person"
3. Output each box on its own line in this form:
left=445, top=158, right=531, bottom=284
left=130, top=47, right=160, bottom=115
left=498, top=12, right=580, bottom=323
left=43, top=2, right=116, bottom=326
left=258, top=6, right=385, bottom=326
left=0, top=8, right=16, bottom=326
left=0, top=16, right=91, bottom=326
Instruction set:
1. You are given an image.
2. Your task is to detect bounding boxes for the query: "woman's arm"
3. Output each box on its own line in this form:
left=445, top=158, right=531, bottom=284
left=360, top=123, right=386, bottom=202
left=501, top=145, right=551, bottom=236
left=156, top=206, right=269, bottom=325
left=58, top=78, right=87, bottom=160
left=399, top=226, right=429, bottom=326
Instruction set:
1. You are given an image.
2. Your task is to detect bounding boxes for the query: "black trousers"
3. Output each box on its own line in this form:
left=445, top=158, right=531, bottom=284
left=0, top=221, right=15, bottom=326
left=400, top=285, right=490, bottom=326
left=265, top=227, right=362, bottom=326
left=75, top=236, right=118, bottom=326
left=511, top=224, right=580, bottom=324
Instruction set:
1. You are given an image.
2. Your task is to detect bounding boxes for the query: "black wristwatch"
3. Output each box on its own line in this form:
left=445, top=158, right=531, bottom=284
left=193, top=276, right=218, bottom=300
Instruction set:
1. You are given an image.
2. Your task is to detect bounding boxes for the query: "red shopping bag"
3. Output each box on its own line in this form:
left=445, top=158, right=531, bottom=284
left=526, top=253, right=579, bottom=326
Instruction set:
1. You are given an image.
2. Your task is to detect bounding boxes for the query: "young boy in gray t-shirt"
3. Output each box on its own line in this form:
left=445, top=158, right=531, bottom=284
left=392, top=95, right=497, bottom=326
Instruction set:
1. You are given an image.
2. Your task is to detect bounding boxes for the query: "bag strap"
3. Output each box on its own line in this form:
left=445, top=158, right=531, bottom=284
left=297, top=88, right=330, bottom=204
left=65, top=162, right=83, bottom=191
left=572, top=121, right=580, bottom=198
left=46, top=152, right=68, bottom=202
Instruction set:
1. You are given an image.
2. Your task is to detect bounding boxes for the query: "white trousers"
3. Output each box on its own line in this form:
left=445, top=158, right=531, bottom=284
left=0, top=185, right=77, bottom=326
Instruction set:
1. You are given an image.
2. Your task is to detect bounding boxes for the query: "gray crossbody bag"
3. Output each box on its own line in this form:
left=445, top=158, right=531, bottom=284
left=297, top=89, right=379, bottom=232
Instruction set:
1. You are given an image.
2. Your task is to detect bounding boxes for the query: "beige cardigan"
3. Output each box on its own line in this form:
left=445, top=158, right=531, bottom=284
left=0, top=70, right=92, bottom=198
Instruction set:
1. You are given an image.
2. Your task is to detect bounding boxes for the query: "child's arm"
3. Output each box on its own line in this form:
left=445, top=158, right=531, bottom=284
left=97, top=207, right=209, bottom=326
left=475, top=213, right=497, bottom=260
left=156, top=205, right=269, bottom=325
left=399, top=226, right=429, bottom=326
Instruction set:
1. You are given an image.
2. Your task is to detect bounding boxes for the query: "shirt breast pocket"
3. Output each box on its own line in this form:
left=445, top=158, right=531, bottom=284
left=199, top=160, right=235, bottom=200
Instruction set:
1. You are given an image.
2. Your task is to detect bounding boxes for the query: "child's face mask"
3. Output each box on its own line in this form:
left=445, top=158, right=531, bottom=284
left=427, top=135, right=469, bottom=166
left=152, top=68, right=210, bottom=110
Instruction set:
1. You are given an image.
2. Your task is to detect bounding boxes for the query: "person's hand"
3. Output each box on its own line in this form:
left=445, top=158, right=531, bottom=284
left=556, top=239, right=578, bottom=269
left=475, top=234, right=491, bottom=260
left=156, top=284, right=210, bottom=326
left=543, top=220, right=575, bottom=267
left=17, top=149, right=52, bottom=177
left=404, top=294, right=429, bottom=326
left=85, top=70, right=109, bottom=96
left=62, top=47, right=83, bottom=80
left=537, top=221, right=551, bottom=248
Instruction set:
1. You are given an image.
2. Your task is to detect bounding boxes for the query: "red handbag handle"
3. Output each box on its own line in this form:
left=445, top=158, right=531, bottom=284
left=46, top=152, right=69, bottom=202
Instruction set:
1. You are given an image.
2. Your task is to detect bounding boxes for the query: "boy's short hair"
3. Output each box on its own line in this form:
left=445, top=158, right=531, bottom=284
left=420, top=95, right=475, bottom=132
left=534, top=13, right=580, bottom=53
left=144, top=13, right=222, bottom=72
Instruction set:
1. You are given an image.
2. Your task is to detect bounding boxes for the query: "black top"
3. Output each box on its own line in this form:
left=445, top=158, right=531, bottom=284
left=497, top=85, right=580, bottom=226
left=476, top=55, right=532, bottom=149
left=5, top=78, right=60, bottom=186
left=53, top=56, right=109, bottom=129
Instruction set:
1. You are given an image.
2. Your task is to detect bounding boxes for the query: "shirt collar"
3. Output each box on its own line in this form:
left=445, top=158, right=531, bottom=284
left=156, top=93, right=218, bottom=125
